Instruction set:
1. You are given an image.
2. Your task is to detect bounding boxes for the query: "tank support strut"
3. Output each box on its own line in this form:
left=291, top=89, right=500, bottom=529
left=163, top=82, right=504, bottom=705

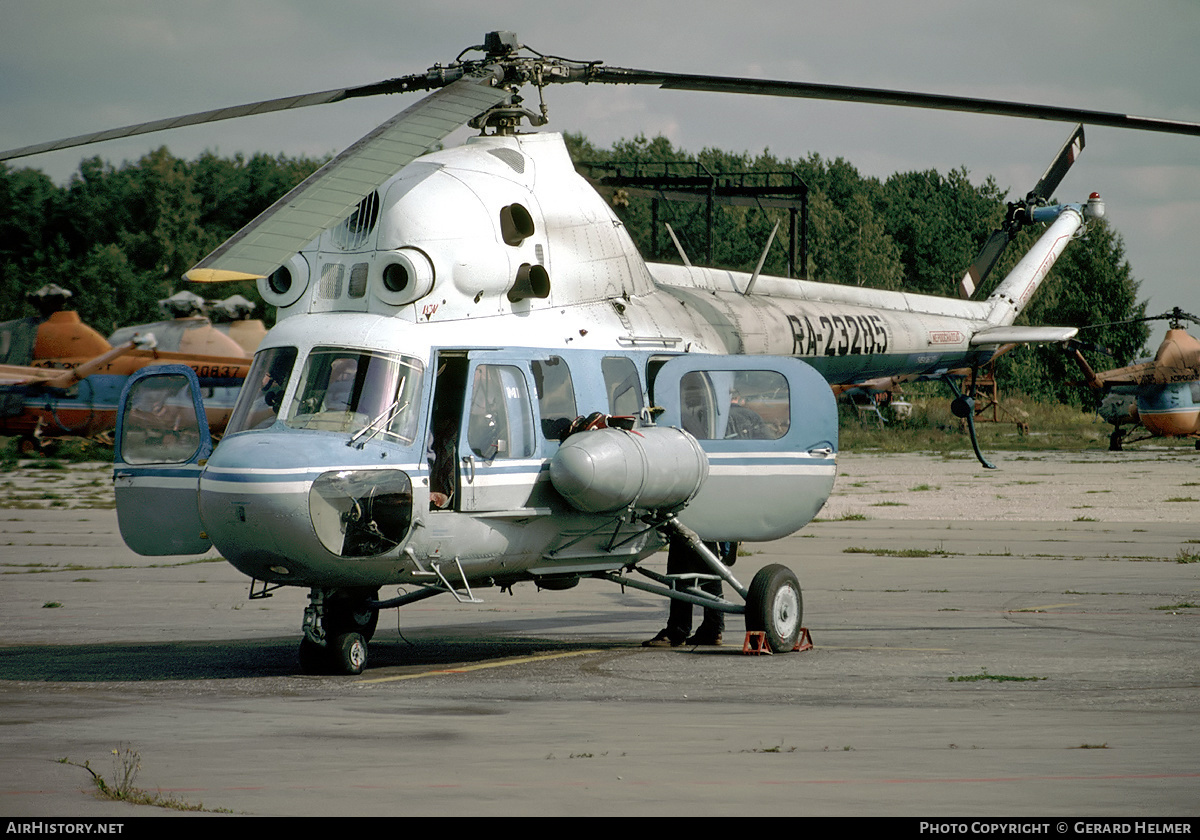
left=659, top=512, right=747, bottom=599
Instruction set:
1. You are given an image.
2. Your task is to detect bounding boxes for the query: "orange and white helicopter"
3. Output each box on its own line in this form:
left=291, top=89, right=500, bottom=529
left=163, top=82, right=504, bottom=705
left=5, top=32, right=1197, bottom=674
left=0, top=285, right=253, bottom=450
left=1070, top=308, right=1200, bottom=450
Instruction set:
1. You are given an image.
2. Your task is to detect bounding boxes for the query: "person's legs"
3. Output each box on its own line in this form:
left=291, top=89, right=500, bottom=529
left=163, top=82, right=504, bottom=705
left=642, top=536, right=696, bottom=646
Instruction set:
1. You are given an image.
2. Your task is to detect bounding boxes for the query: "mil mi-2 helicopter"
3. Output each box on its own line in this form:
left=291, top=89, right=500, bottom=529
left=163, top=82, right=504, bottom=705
left=1069, top=308, right=1200, bottom=450
left=7, top=32, right=1199, bottom=674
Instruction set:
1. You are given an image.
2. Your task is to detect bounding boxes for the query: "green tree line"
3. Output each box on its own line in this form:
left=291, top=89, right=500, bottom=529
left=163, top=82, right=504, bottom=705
left=0, top=147, right=325, bottom=333
left=0, top=136, right=1146, bottom=404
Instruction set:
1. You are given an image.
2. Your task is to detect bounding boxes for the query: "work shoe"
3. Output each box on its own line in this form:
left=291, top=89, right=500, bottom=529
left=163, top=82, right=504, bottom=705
left=642, top=628, right=685, bottom=647
left=686, top=628, right=723, bottom=646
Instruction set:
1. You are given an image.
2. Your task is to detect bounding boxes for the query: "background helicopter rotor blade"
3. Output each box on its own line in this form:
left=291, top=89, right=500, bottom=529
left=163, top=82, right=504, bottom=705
left=1078, top=307, right=1200, bottom=330
left=187, top=72, right=509, bottom=282
left=0, top=72, right=460, bottom=164
left=584, top=67, right=1200, bottom=138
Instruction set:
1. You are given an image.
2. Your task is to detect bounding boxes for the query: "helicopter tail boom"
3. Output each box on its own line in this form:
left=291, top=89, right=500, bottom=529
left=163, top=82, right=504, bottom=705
left=983, top=198, right=1094, bottom=327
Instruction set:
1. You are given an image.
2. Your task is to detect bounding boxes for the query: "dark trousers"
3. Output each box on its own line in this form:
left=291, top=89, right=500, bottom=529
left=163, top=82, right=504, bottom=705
left=665, top=537, right=734, bottom=638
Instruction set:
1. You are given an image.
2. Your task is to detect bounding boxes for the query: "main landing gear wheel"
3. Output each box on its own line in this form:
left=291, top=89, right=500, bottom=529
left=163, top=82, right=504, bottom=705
left=745, top=564, right=803, bottom=653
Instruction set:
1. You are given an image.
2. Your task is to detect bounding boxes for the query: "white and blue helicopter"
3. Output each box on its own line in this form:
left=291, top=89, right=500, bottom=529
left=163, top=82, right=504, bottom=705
left=7, top=32, right=1198, bottom=674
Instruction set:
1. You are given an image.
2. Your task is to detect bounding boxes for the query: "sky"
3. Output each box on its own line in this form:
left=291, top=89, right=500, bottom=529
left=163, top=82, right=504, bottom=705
left=2, top=0, right=1198, bottom=350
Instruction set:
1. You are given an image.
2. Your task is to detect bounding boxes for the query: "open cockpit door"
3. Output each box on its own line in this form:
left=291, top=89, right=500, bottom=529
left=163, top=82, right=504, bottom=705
left=652, top=354, right=838, bottom=542
left=113, top=365, right=214, bottom=555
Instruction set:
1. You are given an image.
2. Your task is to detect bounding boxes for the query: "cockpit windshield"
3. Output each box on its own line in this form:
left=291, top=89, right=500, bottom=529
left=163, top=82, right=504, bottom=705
left=285, top=348, right=423, bottom=443
left=225, top=346, right=424, bottom=445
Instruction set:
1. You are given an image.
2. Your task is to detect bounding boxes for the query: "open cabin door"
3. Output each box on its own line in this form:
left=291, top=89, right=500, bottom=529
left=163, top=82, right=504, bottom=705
left=653, top=354, right=838, bottom=542
left=112, top=365, right=214, bottom=555
left=427, top=350, right=548, bottom=514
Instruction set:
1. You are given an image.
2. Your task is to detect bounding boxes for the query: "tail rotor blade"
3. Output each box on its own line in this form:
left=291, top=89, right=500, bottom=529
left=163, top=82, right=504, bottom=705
left=958, top=124, right=1085, bottom=299
left=1031, top=124, right=1085, bottom=202
left=958, top=230, right=1010, bottom=299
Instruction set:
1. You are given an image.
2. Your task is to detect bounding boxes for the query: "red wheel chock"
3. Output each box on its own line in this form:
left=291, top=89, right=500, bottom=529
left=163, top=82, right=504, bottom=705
left=742, top=627, right=813, bottom=655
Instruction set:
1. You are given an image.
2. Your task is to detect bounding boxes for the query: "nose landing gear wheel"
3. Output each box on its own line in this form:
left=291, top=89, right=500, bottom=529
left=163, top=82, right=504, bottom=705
left=331, top=632, right=368, bottom=675
left=298, top=632, right=369, bottom=675
left=745, top=564, right=803, bottom=653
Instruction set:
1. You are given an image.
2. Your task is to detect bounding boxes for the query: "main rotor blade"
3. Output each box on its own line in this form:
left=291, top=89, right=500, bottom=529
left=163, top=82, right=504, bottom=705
left=0, top=73, right=448, bottom=163
left=589, top=68, right=1200, bottom=138
left=186, top=72, right=508, bottom=283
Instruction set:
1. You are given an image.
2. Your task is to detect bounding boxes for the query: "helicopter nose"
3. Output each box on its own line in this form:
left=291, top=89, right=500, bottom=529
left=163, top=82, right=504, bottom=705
left=198, top=435, right=415, bottom=586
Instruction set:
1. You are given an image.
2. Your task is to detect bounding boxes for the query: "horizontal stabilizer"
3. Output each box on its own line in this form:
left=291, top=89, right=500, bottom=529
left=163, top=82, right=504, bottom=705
left=970, top=326, right=1078, bottom=346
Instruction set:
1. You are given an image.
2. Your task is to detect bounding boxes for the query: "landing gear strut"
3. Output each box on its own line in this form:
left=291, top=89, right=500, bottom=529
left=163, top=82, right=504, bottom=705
left=603, top=515, right=808, bottom=654
left=298, top=588, right=380, bottom=675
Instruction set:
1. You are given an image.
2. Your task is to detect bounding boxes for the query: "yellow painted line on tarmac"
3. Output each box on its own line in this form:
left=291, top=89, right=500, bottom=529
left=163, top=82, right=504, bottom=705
left=357, top=649, right=604, bottom=684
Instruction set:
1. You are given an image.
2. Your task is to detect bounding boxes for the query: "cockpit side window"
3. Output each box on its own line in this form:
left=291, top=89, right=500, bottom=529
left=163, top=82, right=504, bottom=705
left=225, top=346, right=298, bottom=434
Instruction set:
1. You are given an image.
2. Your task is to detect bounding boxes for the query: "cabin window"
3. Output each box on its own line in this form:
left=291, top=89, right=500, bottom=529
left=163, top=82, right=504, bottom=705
left=226, top=346, right=298, bottom=434
left=531, top=356, right=576, bottom=440
left=602, top=357, right=643, bottom=416
left=679, top=370, right=789, bottom=441
left=467, top=364, right=534, bottom=459
left=282, top=347, right=424, bottom=444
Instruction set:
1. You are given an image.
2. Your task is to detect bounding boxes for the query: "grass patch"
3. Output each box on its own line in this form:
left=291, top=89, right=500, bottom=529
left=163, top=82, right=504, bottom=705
left=844, top=546, right=961, bottom=557
left=815, top=512, right=869, bottom=522
left=949, top=668, right=1046, bottom=683
left=58, top=745, right=220, bottom=812
left=741, top=741, right=797, bottom=754
left=1176, top=549, right=1200, bottom=564
left=1152, top=602, right=1198, bottom=611
left=26, top=459, right=67, bottom=470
